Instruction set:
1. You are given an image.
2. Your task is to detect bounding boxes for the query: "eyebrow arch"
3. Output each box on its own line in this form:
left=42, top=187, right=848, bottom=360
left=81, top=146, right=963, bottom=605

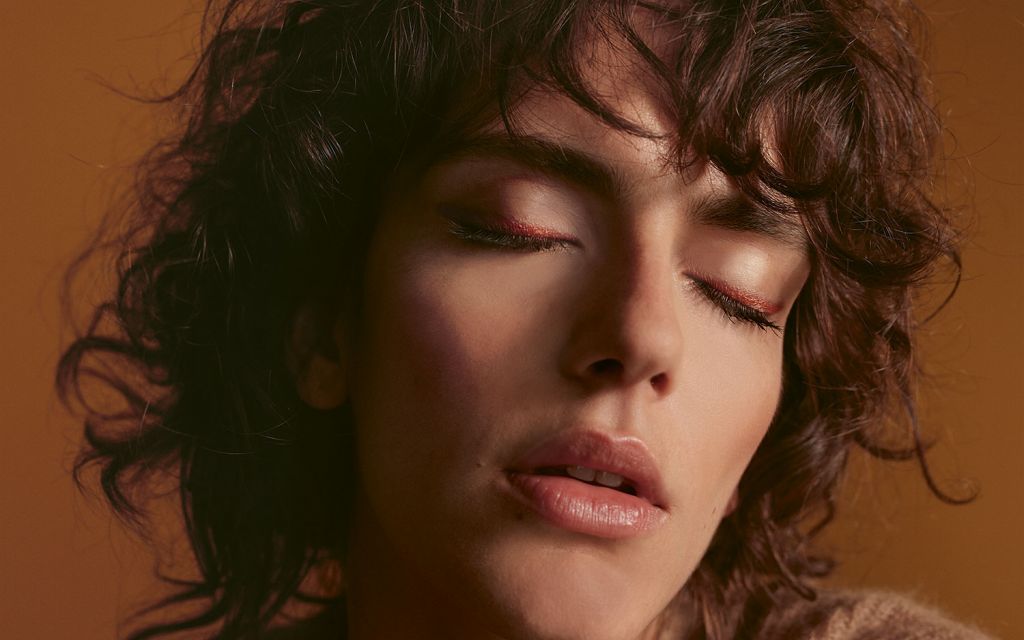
left=435, top=133, right=624, bottom=201
left=435, top=133, right=807, bottom=249
left=691, top=192, right=808, bottom=249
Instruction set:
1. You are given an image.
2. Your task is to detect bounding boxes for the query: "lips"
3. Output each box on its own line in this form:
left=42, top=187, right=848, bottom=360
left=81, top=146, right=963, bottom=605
left=505, top=429, right=669, bottom=539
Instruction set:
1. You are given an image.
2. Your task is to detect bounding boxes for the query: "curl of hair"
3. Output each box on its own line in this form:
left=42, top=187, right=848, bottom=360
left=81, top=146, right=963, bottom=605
left=57, top=1, right=964, bottom=638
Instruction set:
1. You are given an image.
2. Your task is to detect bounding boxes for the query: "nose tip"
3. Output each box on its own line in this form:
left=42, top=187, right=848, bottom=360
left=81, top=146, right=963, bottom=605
left=560, top=263, right=683, bottom=397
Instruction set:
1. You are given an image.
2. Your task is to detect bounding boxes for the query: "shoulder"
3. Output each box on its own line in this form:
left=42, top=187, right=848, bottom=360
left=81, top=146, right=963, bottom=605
left=758, top=588, right=996, bottom=640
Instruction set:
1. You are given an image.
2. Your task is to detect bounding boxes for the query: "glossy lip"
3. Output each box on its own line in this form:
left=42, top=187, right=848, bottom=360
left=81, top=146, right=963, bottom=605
left=504, top=429, right=670, bottom=539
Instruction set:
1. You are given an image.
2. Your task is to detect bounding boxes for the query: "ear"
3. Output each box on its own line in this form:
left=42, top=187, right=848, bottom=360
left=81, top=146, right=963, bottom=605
left=289, top=305, right=348, bottom=410
left=299, top=350, right=348, bottom=410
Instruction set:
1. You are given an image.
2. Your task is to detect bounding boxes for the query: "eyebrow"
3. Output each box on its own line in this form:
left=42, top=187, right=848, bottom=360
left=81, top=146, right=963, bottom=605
left=438, top=133, right=624, bottom=199
left=691, top=192, right=808, bottom=249
left=436, top=133, right=807, bottom=249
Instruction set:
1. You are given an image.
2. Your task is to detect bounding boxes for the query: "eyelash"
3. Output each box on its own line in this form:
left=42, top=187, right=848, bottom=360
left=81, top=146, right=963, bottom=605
left=446, top=219, right=576, bottom=252
left=446, top=219, right=782, bottom=333
left=688, top=279, right=782, bottom=333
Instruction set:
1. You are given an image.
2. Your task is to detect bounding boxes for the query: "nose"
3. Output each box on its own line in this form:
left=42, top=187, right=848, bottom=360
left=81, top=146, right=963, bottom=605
left=559, top=247, right=684, bottom=398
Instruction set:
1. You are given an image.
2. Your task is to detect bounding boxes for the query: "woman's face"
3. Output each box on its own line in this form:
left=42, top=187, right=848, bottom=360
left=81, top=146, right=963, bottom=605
left=341, top=59, right=809, bottom=640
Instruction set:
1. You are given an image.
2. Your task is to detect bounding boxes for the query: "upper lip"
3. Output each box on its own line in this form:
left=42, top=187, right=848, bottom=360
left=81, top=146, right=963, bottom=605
left=510, top=428, right=669, bottom=509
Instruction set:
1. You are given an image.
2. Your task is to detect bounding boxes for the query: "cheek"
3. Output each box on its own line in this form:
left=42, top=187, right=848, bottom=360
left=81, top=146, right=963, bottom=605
left=351, top=248, right=540, bottom=473
left=669, top=325, right=783, bottom=510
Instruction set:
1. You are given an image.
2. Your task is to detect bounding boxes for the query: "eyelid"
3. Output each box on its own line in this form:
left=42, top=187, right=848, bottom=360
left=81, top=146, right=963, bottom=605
left=687, top=275, right=783, bottom=333
left=686, top=272, right=782, bottom=316
left=481, top=217, right=578, bottom=245
left=440, top=204, right=578, bottom=240
left=445, top=218, right=577, bottom=253
left=439, top=204, right=581, bottom=250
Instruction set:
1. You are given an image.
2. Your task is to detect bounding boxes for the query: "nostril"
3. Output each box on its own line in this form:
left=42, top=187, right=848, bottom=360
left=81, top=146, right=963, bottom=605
left=650, top=372, right=668, bottom=393
left=589, top=359, right=623, bottom=378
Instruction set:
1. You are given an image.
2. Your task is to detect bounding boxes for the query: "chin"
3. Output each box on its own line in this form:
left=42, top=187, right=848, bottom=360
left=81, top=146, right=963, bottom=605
left=493, top=593, right=662, bottom=640
left=458, top=537, right=684, bottom=640
left=481, top=586, right=670, bottom=640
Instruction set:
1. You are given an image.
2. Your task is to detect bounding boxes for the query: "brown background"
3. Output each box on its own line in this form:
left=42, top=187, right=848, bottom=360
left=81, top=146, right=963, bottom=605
left=1, top=1, right=1020, bottom=638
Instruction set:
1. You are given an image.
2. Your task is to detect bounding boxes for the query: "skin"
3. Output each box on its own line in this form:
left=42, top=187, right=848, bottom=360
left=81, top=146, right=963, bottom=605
left=304, top=37, right=810, bottom=640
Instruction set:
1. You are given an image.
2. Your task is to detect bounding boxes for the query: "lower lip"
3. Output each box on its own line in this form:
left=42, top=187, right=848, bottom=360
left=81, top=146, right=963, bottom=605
left=505, top=472, right=667, bottom=539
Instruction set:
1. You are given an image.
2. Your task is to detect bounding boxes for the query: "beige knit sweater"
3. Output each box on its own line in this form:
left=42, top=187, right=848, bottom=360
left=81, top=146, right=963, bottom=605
left=264, top=589, right=995, bottom=638
left=755, top=589, right=994, bottom=640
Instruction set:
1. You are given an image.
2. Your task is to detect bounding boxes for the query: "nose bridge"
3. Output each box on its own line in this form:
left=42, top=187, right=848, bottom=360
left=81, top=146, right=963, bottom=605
left=560, top=239, right=684, bottom=396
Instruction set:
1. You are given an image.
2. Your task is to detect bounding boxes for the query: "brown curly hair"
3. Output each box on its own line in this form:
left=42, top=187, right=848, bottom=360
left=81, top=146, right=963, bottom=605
left=57, top=0, right=965, bottom=637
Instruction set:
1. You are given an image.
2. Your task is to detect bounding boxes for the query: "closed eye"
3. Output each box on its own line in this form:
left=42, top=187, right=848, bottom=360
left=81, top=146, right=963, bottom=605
left=446, top=219, right=578, bottom=253
left=689, top=278, right=782, bottom=334
left=446, top=218, right=783, bottom=333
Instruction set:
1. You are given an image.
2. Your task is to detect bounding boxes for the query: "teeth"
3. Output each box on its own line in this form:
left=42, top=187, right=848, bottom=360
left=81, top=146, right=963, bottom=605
left=564, top=466, right=626, bottom=489
left=566, top=466, right=597, bottom=482
left=595, top=471, right=624, bottom=488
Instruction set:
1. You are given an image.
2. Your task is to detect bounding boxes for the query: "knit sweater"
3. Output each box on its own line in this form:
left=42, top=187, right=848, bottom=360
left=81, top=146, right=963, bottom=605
left=756, top=589, right=992, bottom=640
left=264, top=589, right=994, bottom=639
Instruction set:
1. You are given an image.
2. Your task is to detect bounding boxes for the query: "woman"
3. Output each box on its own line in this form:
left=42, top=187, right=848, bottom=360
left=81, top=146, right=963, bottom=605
left=58, top=0, right=990, bottom=638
